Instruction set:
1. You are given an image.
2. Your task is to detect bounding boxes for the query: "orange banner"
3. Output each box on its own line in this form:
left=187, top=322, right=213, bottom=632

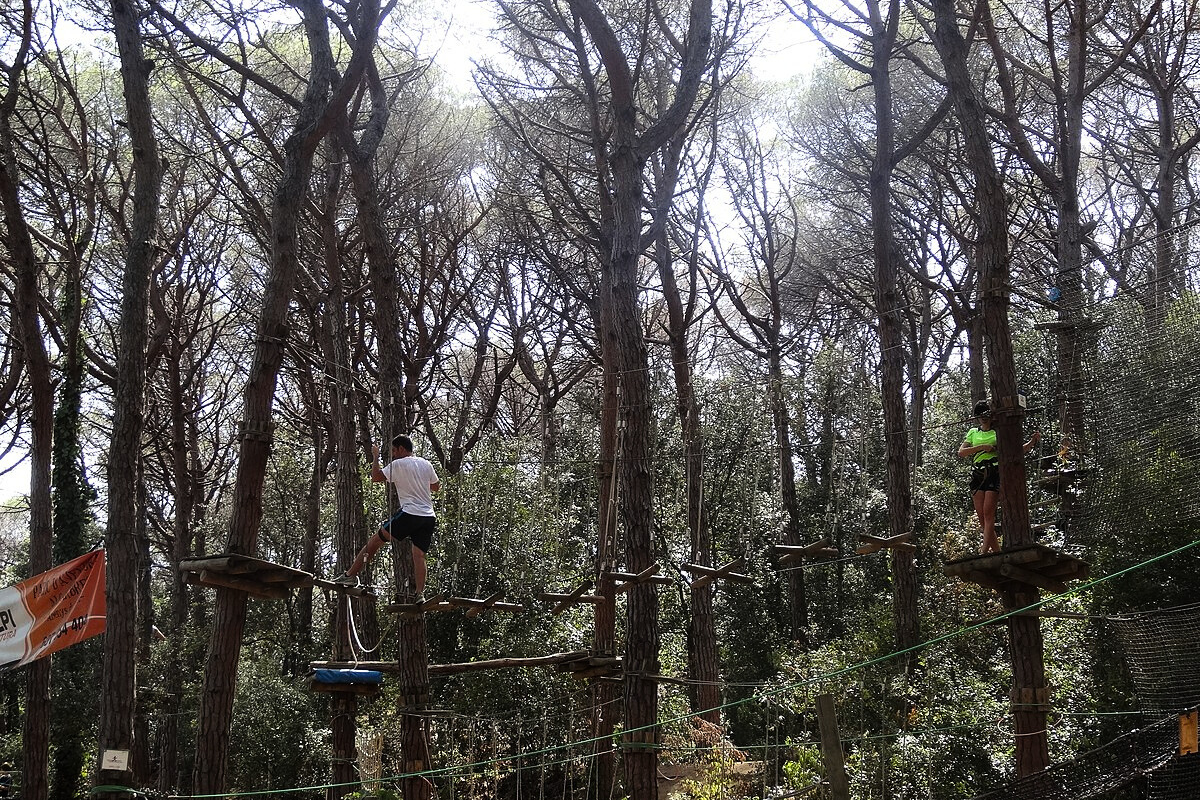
left=0, top=550, right=106, bottom=669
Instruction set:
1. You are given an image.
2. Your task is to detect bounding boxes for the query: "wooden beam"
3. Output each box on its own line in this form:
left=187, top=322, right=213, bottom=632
left=964, top=571, right=1006, bottom=590
left=449, top=594, right=524, bottom=615
left=540, top=581, right=597, bottom=615
left=311, top=577, right=370, bottom=597
left=179, top=556, right=236, bottom=573
left=188, top=570, right=287, bottom=600
left=816, top=694, right=850, bottom=800
left=311, top=660, right=399, bottom=673
left=312, top=651, right=597, bottom=676
left=683, top=558, right=753, bottom=589
left=383, top=593, right=451, bottom=615
left=608, top=564, right=661, bottom=582
left=775, top=539, right=833, bottom=558
left=429, top=651, right=592, bottom=675
left=682, top=557, right=747, bottom=577
left=608, top=564, right=673, bottom=592
left=856, top=532, right=915, bottom=555
left=999, top=563, right=1067, bottom=593
left=564, top=664, right=623, bottom=680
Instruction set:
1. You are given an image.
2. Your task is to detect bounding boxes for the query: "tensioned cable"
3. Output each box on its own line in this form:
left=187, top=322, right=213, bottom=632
left=166, top=535, right=1200, bottom=798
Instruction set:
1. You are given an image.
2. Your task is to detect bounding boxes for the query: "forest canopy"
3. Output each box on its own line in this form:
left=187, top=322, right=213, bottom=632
left=1, top=0, right=1199, bottom=798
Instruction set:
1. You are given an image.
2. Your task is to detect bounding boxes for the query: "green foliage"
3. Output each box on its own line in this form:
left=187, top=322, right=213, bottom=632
left=781, top=742, right=822, bottom=791
left=227, top=661, right=326, bottom=793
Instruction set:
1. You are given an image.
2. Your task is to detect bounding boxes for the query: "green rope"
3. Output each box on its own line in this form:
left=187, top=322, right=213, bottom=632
left=89, top=786, right=142, bottom=796
left=167, top=536, right=1200, bottom=799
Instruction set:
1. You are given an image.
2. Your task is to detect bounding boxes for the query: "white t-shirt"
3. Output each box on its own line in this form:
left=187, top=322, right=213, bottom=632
left=382, top=456, right=439, bottom=517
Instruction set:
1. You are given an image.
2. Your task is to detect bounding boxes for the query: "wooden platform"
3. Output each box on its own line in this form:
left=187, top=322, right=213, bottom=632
left=305, top=668, right=383, bottom=695
left=556, top=653, right=622, bottom=681
left=180, top=554, right=320, bottom=600
left=943, top=544, right=1089, bottom=594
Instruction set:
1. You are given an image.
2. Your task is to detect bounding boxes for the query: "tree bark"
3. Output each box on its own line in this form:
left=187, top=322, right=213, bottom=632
left=930, top=0, right=1047, bottom=776
left=98, top=0, right=166, bottom=792
left=864, top=0, right=919, bottom=656
left=566, top=0, right=711, bottom=793
left=1, top=6, right=58, bottom=798
left=192, top=0, right=378, bottom=790
left=770, top=351, right=809, bottom=642
left=592, top=268, right=620, bottom=799
left=652, top=141, right=719, bottom=725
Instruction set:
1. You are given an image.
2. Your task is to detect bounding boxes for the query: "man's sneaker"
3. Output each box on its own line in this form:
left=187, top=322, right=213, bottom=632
left=332, top=572, right=360, bottom=587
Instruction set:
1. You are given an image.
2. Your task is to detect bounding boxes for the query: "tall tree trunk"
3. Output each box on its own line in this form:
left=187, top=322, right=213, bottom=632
left=770, top=352, right=808, bottom=642
left=315, top=159, right=373, bottom=797
left=592, top=271, right=619, bottom=799
left=931, top=1, right=1048, bottom=776
left=564, top=1, right=711, bottom=790
left=49, top=206, right=94, bottom=800
left=297, top=420, right=324, bottom=661
left=133, top=480, right=154, bottom=786
left=0, top=8, right=55, bottom=794
left=98, top=0, right=165, bottom=791
left=867, top=0, right=918, bottom=655
left=394, top=544, right=432, bottom=800
left=652, top=143, right=719, bottom=725
left=340, top=63, right=405, bottom=440
left=192, top=0, right=378, bottom=788
left=160, top=348, right=200, bottom=795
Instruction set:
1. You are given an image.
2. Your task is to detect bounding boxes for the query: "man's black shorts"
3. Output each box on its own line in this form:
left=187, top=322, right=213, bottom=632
left=970, top=462, right=1000, bottom=493
left=380, top=510, right=437, bottom=553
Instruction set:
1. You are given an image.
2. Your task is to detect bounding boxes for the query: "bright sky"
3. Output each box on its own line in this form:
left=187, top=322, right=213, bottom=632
left=433, top=0, right=817, bottom=91
left=0, top=2, right=819, bottom=507
left=0, top=457, right=28, bottom=506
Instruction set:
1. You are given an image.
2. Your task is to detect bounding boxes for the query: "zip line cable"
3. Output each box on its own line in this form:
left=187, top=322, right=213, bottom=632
left=166, top=535, right=1200, bottom=799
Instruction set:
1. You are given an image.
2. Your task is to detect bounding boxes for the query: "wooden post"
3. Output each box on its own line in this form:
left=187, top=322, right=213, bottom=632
left=815, top=694, right=850, bottom=800
left=394, top=544, right=432, bottom=800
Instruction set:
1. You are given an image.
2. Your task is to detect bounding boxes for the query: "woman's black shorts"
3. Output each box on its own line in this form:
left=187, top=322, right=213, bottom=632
left=380, top=510, right=437, bottom=553
left=970, top=462, right=1000, bottom=493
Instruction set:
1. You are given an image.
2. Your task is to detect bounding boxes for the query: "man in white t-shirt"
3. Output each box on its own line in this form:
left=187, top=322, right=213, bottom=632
left=336, top=434, right=440, bottom=597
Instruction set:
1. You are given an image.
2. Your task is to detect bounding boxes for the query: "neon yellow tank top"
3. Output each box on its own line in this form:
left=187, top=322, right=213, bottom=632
left=966, top=428, right=997, bottom=464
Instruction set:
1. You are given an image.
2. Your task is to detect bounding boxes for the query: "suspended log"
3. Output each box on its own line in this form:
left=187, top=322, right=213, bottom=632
left=311, top=650, right=595, bottom=677
left=774, top=540, right=839, bottom=565
left=428, top=651, right=589, bottom=675
left=682, top=558, right=753, bottom=590
left=311, top=576, right=371, bottom=597
left=449, top=593, right=525, bottom=617
left=855, top=532, right=916, bottom=555
left=539, top=582, right=604, bottom=615
left=608, top=564, right=673, bottom=593
left=383, top=593, right=452, bottom=615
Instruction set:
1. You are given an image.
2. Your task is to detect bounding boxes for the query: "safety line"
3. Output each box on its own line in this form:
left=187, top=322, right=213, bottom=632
left=167, top=536, right=1200, bottom=798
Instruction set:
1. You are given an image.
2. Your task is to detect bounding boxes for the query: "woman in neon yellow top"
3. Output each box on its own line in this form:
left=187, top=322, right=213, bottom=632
left=957, top=400, right=1040, bottom=553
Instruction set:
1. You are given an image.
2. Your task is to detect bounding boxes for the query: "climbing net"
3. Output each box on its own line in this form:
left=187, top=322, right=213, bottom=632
left=977, top=266, right=1200, bottom=798
left=1030, top=276, right=1200, bottom=584
left=972, top=604, right=1200, bottom=800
